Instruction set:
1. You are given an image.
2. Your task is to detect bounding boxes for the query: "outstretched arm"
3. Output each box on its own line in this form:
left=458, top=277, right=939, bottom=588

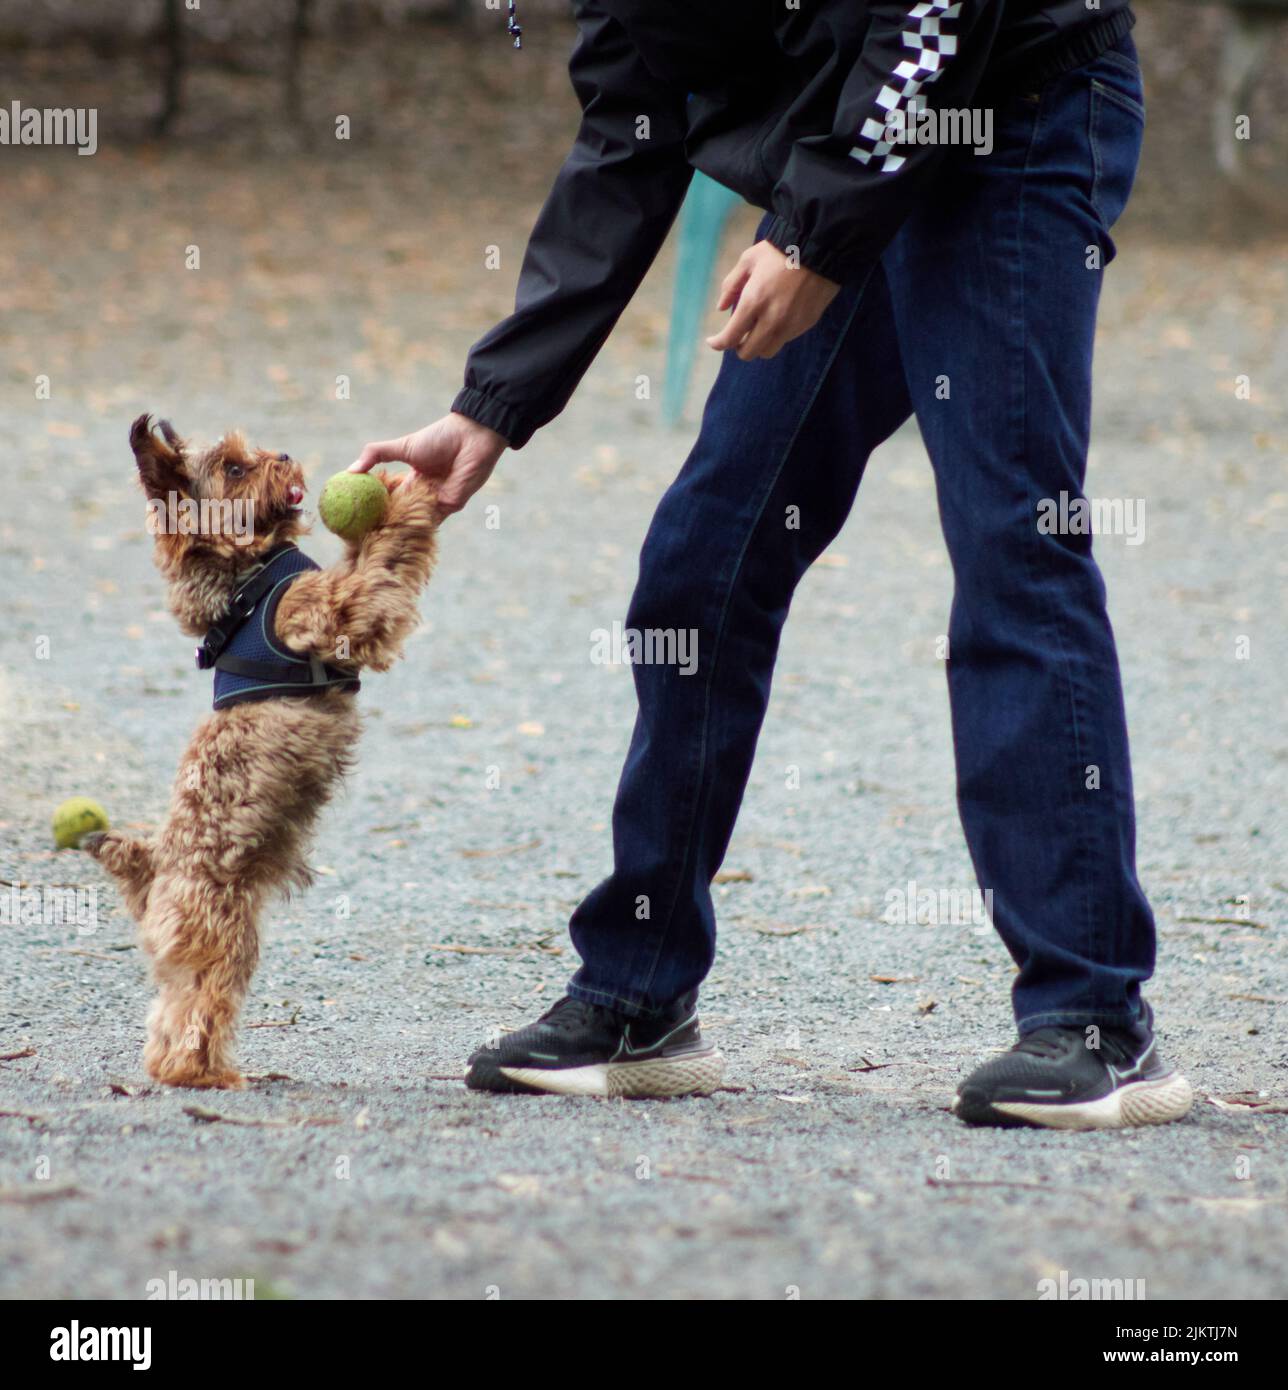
left=351, top=1, right=693, bottom=512
left=450, top=0, right=694, bottom=449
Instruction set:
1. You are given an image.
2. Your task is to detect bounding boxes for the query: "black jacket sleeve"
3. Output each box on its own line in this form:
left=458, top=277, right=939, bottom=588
left=451, top=2, right=693, bottom=449
left=763, top=1, right=1007, bottom=284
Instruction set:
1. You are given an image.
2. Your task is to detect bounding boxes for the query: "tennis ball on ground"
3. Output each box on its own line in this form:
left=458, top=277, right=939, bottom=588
left=52, top=797, right=110, bottom=849
left=318, top=471, right=388, bottom=541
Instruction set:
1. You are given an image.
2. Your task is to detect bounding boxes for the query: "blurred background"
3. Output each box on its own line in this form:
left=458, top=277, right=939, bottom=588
left=0, top=0, right=1285, bottom=450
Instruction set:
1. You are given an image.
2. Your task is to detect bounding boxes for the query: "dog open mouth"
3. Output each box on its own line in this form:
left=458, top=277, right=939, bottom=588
left=277, top=483, right=306, bottom=518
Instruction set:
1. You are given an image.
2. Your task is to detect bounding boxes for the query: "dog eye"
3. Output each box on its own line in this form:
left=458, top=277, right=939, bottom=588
left=225, top=462, right=245, bottom=480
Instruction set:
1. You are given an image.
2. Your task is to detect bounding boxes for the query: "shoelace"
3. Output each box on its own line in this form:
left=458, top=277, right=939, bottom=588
left=505, top=0, right=522, bottom=49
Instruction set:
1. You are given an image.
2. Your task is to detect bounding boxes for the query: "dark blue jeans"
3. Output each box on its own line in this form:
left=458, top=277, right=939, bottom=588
left=569, top=37, right=1153, bottom=1037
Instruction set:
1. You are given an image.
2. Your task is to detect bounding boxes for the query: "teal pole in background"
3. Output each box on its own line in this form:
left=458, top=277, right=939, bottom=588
left=662, top=173, right=741, bottom=427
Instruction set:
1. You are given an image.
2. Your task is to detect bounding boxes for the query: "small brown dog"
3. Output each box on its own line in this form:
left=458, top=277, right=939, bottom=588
left=84, top=415, right=439, bottom=1089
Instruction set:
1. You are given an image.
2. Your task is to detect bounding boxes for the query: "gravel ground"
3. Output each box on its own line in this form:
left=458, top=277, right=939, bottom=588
left=2, top=20, right=1287, bottom=1301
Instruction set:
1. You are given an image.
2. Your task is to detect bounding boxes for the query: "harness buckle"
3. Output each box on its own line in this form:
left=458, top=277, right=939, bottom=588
left=228, top=589, right=258, bottom=620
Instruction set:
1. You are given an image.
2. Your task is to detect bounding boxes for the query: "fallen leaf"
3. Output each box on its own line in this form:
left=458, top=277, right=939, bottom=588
left=1208, top=1093, right=1288, bottom=1115
left=1178, top=916, right=1269, bottom=929
left=0, top=1183, right=81, bottom=1203
left=183, top=1106, right=339, bottom=1128
left=750, top=921, right=823, bottom=937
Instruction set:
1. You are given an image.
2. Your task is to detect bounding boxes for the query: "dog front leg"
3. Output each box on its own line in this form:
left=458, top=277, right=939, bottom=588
left=275, top=475, right=440, bottom=671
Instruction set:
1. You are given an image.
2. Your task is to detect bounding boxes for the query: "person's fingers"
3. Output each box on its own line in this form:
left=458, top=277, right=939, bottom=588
left=734, top=305, right=785, bottom=360
left=434, top=487, right=466, bottom=516
left=751, top=316, right=794, bottom=360
left=707, top=293, right=758, bottom=352
left=716, top=260, right=752, bottom=312
left=735, top=328, right=766, bottom=361
left=348, top=436, right=410, bottom=473
left=746, top=331, right=784, bottom=362
left=404, top=468, right=442, bottom=498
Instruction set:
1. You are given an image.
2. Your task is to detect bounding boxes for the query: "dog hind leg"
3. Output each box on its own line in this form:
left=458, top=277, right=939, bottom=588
left=83, top=831, right=156, bottom=918
left=140, top=878, right=260, bottom=1090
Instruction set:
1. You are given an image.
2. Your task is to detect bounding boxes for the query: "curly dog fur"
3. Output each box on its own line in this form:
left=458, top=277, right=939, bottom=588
left=84, top=415, right=439, bottom=1089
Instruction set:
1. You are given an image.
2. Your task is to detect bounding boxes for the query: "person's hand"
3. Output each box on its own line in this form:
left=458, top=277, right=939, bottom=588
left=349, top=412, right=508, bottom=515
left=707, top=241, right=841, bottom=361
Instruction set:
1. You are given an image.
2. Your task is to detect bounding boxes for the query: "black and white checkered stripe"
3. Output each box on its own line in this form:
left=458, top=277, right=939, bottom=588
left=851, top=1, right=963, bottom=174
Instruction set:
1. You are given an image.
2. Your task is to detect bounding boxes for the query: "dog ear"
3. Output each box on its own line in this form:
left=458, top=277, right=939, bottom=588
left=130, top=413, right=191, bottom=499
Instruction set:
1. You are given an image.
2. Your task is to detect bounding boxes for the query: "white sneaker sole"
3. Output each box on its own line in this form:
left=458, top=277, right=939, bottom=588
left=499, top=1048, right=725, bottom=1098
left=989, top=1072, right=1194, bottom=1130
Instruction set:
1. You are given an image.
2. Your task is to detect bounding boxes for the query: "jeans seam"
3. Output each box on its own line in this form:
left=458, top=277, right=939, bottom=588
left=631, top=285, right=872, bottom=1005
left=1089, top=84, right=1106, bottom=223
left=1091, top=77, right=1146, bottom=124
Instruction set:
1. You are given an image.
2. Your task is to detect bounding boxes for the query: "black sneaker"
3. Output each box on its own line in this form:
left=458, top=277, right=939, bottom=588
left=465, top=994, right=724, bottom=1098
left=953, top=1003, right=1192, bottom=1130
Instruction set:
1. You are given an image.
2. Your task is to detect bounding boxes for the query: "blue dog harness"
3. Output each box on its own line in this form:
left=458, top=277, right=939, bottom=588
left=196, top=543, right=360, bottom=711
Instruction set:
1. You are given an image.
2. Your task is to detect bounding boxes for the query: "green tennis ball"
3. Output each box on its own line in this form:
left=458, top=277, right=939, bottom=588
left=52, top=797, right=109, bottom=849
left=318, top=472, right=388, bottom=541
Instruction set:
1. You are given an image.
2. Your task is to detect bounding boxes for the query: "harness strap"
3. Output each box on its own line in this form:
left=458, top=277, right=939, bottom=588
left=195, top=542, right=298, bottom=670
left=213, top=654, right=316, bottom=685
left=213, top=653, right=353, bottom=688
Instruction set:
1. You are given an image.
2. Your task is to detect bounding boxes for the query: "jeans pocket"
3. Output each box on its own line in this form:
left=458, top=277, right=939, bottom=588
left=1089, top=77, right=1144, bottom=233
